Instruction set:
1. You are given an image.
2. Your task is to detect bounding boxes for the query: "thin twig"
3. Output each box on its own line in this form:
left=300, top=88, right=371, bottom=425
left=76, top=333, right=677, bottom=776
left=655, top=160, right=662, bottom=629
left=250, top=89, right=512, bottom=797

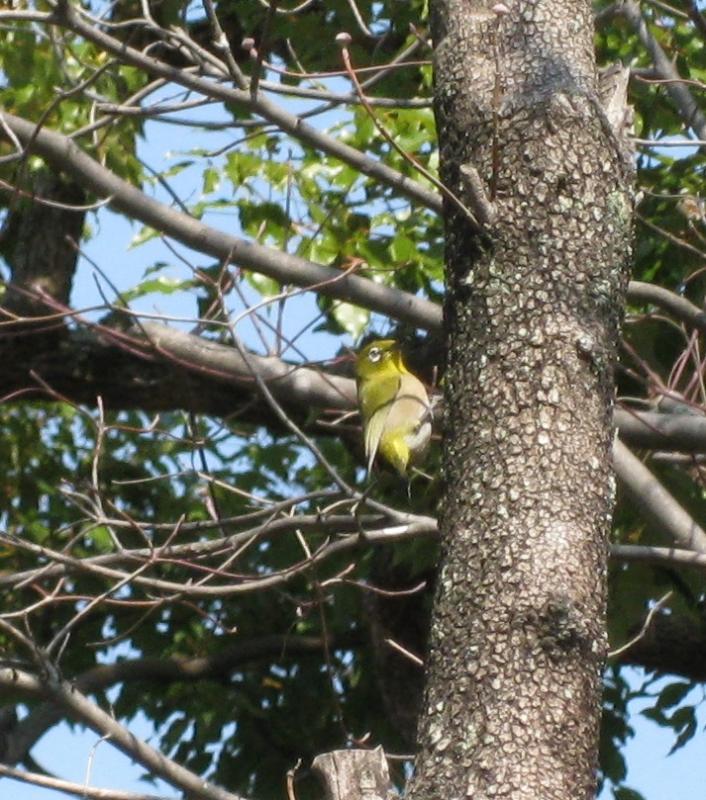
left=337, top=36, right=481, bottom=232
left=608, top=591, right=673, bottom=659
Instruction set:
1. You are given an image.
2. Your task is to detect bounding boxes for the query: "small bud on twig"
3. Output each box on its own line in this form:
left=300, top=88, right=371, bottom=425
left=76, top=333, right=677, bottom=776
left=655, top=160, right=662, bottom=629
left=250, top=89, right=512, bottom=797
left=335, top=32, right=352, bottom=48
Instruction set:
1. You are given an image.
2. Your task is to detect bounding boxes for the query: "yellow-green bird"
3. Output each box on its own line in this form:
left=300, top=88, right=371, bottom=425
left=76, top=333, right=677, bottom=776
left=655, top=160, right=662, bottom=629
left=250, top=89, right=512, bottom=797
left=355, top=339, right=432, bottom=478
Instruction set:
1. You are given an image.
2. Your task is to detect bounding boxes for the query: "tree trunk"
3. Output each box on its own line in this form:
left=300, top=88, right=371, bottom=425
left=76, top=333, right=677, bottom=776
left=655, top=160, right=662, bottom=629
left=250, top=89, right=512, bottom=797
left=0, top=170, right=84, bottom=318
left=409, top=1, right=633, bottom=798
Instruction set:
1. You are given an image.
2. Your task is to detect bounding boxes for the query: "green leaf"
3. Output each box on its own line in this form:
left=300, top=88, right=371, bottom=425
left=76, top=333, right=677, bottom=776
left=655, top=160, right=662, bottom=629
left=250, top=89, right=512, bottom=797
left=86, top=526, right=115, bottom=554
left=121, top=276, right=195, bottom=301
left=246, top=271, right=280, bottom=299
left=667, top=706, right=697, bottom=754
left=202, top=166, right=221, bottom=194
left=129, top=226, right=160, bottom=249
left=640, top=706, right=668, bottom=725
left=614, top=788, right=647, bottom=800
left=656, top=681, right=692, bottom=710
left=389, top=232, right=419, bottom=264
left=332, top=302, right=369, bottom=339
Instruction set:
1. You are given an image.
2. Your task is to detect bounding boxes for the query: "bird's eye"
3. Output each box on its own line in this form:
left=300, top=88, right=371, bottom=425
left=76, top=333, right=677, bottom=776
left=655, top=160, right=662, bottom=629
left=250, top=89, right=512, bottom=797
left=368, top=347, right=381, bottom=363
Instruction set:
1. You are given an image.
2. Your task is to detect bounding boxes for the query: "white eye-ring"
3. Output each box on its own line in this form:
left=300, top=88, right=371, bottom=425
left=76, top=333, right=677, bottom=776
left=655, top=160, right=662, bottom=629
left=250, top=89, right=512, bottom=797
left=368, top=347, right=382, bottom=363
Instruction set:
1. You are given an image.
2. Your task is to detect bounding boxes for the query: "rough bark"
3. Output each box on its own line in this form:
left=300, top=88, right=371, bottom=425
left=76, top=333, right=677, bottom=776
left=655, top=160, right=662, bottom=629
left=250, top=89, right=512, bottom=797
left=409, top=2, right=633, bottom=799
left=0, top=170, right=84, bottom=319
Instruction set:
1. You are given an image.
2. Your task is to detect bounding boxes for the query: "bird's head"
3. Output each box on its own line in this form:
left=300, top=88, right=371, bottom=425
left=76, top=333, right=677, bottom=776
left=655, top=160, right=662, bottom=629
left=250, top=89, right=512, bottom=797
left=355, top=339, right=407, bottom=381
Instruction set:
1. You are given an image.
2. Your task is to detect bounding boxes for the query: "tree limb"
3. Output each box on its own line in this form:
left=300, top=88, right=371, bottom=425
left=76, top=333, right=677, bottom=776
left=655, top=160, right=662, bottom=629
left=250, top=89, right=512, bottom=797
left=615, top=408, right=706, bottom=451
left=0, top=667, right=247, bottom=800
left=620, top=0, right=706, bottom=142
left=138, top=322, right=356, bottom=409
left=0, top=633, right=362, bottom=767
left=0, top=513, right=437, bottom=598
left=0, top=112, right=443, bottom=333
left=612, top=543, right=706, bottom=570
left=613, top=439, right=706, bottom=552
left=626, top=280, right=706, bottom=334
left=52, top=1, right=442, bottom=214
left=6, top=320, right=706, bottom=458
left=0, top=764, right=169, bottom=800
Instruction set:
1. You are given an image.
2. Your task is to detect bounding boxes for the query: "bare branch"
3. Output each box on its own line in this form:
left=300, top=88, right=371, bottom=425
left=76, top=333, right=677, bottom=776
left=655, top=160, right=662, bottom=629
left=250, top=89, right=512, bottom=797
left=611, top=543, right=706, bottom=569
left=0, top=514, right=438, bottom=598
left=0, top=764, right=169, bottom=800
left=613, top=606, right=706, bottom=680
left=51, top=1, right=442, bottom=214
left=621, top=0, right=706, bottom=142
left=136, top=322, right=356, bottom=409
left=608, top=590, right=673, bottom=659
left=44, top=674, right=248, bottom=800
left=627, top=280, right=706, bottom=334
left=613, top=439, right=706, bottom=552
left=615, top=408, right=706, bottom=451
left=0, top=633, right=362, bottom=766
left=0, top=664, right=245, bottom=800
left=0, top=111, right=442, bottom=333
left=338, top=38, right=480, bottom=230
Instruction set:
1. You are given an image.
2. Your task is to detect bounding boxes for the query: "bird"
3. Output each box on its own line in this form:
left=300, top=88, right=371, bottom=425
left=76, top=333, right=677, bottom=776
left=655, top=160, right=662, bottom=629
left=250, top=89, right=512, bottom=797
left=355, top=339, right=432, bottom=478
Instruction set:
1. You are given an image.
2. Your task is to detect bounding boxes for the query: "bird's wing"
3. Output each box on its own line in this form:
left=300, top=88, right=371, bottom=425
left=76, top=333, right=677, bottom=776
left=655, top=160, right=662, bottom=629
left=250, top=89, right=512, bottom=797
left=395, top=373, right=432, bottom=461
left=396, top=373, right=431, bottom=427
left=363, top=374, right=400, bottom=474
